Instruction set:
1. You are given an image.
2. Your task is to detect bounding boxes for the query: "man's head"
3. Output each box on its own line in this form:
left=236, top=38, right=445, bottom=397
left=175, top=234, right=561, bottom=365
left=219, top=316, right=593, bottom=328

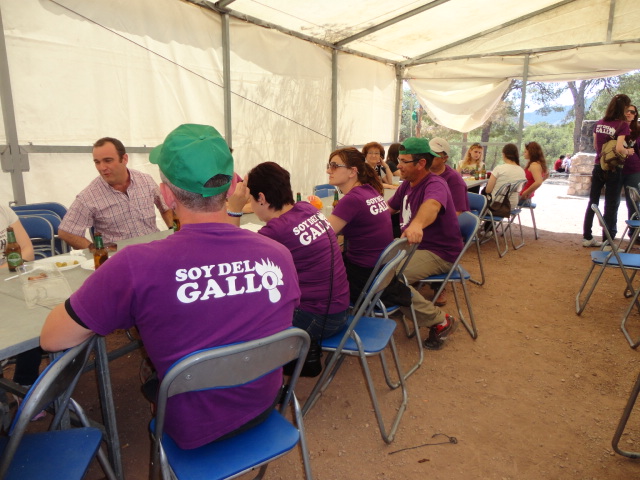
left=150, top=124, right=234, bottom=212
left=429, top=137, right=450, bottom=173
left=93, top=137, right=129, bottom=187
left=396, top=137, right=438, bottom=183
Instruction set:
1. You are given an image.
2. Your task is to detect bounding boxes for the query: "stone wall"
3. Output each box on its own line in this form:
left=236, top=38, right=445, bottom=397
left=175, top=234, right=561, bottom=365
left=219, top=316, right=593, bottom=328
left=567, top=153, right=595, bottom=196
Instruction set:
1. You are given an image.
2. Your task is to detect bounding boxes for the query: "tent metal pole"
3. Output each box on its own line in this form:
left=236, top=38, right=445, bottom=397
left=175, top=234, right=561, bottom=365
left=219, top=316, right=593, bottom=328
left=331, top=50, right=338, bottom=151
left=0, top=5, right=28, bottom=205
left=517, top=54, right=530, bottom=150
left=221, top=13, right=232, bottom=148
left=393, top=65, right=403, bottom=142
left=607, top=0, right=617, bottom=42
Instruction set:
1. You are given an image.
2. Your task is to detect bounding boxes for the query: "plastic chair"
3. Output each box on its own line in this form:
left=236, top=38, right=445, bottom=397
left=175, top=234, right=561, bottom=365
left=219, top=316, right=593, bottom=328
left=612, top=371, right=640, bottom=458
left=619, top=186, right=640, bottom=252
left=313, top=184, right=338, bottom=199
left=11, top=202, right=67, bottom=220
left=302, top=250, right=409, bottom=444
left=368, top=239, right=423, bottom=380
left=576, top=205, right=640, bottom=347
left=418, top=212, right=480, bottom=339
left=150, top=329, right=312, bottom=480
left=466, top=192, right=487, bottom=286
left=0, top=336, right=117, bottom=480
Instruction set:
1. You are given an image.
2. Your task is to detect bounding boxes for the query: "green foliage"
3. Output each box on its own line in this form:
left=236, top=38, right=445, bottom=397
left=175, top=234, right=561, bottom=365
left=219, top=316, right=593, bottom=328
left=522, top=122, right=574, bottom=166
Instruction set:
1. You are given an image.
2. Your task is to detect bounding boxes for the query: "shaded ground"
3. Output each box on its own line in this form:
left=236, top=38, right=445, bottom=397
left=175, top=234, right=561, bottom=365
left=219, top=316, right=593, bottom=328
left=8, top=181, right=640, bottom=479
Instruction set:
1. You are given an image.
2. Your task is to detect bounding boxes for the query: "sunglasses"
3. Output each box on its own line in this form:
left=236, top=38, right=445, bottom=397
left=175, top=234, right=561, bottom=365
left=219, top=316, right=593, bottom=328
left=326, top=162, right=350, bottom=170
left=627, top=110, right=638, bottom=115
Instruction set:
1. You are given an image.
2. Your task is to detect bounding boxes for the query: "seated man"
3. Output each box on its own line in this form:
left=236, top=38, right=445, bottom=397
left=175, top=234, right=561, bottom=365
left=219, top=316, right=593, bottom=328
left=554, top=155, right=566, bottom=173
left=58, top=137, right=174, bottom=249
left=41, top=124, right=301, bottom=450
left=429, top=137, right=470, bottom=215
left=387, top=137, right=464, bottom=350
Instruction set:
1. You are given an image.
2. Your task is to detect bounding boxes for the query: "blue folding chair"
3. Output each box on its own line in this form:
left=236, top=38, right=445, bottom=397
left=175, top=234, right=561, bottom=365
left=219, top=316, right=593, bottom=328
left=302, top=250, right=409, bottom=444
left=0, top=336, right=116, bottom=480
left=150, top=329, right=312, bottom=480
left=481, top=180, right=526, bottom=256
left=467, top=192, right=487, bottom=286
left=18, top=215, right=56, bottom=259
left=11, top=202, right=67, bottom=220
left=518, top=198, right=539, bottom=240
left=16, top=211, right=67, bottom=255
left=619, top=186, right=640, bottom=252
left=418, top=212, right=481, bottom=339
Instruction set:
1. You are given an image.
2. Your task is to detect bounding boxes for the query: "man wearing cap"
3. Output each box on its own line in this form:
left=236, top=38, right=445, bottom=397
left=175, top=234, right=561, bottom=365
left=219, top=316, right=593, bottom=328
left=41, top=124, right=301, bottom=450
left=429, top=137, right=470, bottom=215
left=58, top=137, right=175, bottom=250
left=387, top=137, right=464, bottom=350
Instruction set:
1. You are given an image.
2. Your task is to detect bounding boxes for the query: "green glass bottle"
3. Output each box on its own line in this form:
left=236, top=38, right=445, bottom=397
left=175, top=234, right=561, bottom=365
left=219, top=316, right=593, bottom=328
left=93, top=233, right=108, bottom=270
left=296, top=192, right=302, bottom=202
left=5, top=227, right=23, bottom=272
left=332, top=190, right=339, bottom=208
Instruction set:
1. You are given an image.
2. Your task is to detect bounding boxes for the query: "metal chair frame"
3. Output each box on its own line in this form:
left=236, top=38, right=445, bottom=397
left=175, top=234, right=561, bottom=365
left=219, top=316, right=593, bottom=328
left=619, top=186, right=640, bottom=252
left=466, top=192, right=488, bottom=286
left=302, top=251, right=409, bottom=443
left=151, top=329, right=312, bottom=480
left=481, top=180, right=527, bottom=256
left=18, top=215, right=56, bottom=258
left=0, top=336, right=116, bottom=480
left=418, top=212, right=480, bottom=339
left=518, top=197, right=539, bottom=240
left=612, top=371, right=640, bottom=458
left=11, top=202, right=67, bottom=220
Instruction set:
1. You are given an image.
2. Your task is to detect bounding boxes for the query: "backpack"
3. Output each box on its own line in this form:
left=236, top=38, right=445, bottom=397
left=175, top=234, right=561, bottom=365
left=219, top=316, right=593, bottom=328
left=599, top=126, right=627, bottom=171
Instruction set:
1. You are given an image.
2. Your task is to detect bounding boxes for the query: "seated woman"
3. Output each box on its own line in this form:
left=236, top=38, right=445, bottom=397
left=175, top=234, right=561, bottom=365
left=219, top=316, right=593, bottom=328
left=481, top=143, right=526, bottom=235
left=325, top=147, right=394, bottom=303
left=362, top=142, right=394, bottom=187
left=246, top=162, right=350, bottom=340
left=520, top=141, right=549, bottom=204
left=457, top=143, right=485, bottom=175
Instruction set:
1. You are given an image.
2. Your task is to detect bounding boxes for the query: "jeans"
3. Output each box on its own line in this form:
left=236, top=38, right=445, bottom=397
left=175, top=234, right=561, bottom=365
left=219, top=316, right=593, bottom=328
left=583, top=165, right=623, bottom=240
left=293, top=308, right=348, bottom=341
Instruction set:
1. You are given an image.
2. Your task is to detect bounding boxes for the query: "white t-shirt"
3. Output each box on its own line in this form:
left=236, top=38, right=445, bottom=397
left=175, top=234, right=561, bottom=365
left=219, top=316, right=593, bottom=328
left=0, top=205, right=19, bottom=255
left=490, top=163, right=526, bottom=207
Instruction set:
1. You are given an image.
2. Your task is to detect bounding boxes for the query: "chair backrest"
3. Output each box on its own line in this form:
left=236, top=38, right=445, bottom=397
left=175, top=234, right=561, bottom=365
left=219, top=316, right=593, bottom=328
left=459, top=211, right=480, bottom=244
left=352, top=238, right=416, bottom=311
left=467, top=192, right=487, bottom=217
left=13, top=209, right=62, bottom=221
left=11, top=202, right=67, bottom=220
left=627, top=186, right=640, bottom=220
left=18, top=215, right=57, bottom=257
left=154, top=328, right=311, bottom=442
left=313, top=184, right=338, bottom=198
left=0, top=336, right=97, bottom=478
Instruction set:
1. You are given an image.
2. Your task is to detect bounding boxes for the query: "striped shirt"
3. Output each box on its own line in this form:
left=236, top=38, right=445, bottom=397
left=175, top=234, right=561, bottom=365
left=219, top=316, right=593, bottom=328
left=59, top=169, right=168, bottom=244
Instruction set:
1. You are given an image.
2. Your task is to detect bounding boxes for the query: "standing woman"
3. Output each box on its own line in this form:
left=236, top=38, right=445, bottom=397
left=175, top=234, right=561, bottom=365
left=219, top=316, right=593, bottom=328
left=519, top=141, right=549, bottom=202
left=246, top=162, right=350, bottom=339
left=362, top=142, right=393, bottom=186
left=583, top=94, right=632, bottom=247
left=621, top=104, right=640, bottom=228
left=325, top=147, right=393, bottom=302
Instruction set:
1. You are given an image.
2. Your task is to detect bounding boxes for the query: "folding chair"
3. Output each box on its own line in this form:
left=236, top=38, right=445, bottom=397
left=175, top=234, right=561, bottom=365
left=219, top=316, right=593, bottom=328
left=518, top=197, right=539, bottom=240
left=576, top=206, right=640, bottom=348
left=11, top=202, right=67, bottom=220
left=612, top=370, right=640, bottom=458
left=619, top=186, right=640, bottom=252
left=418, top=212, right=480, bottom=339
left=150, top=329, right=312, bottom=480
left=0, top=336, right=117, bottom=480
left=302, top=250, right=409, bottom=444
left=18, top=215, right=56, bottom=258
left=367, top=239, right=423, bottom=380
left=313, top=183, right=338, bottom=198
left=467, top=192, right=487, bottom=286
left=481, top=180, right=527, bottom=256
left=17, top=211, right=67, bottom=255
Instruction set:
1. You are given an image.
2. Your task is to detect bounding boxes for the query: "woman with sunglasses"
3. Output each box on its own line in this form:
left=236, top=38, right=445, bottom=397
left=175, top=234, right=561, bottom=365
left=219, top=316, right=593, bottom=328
left=326, top=147, right=394, bottom=302
left=622, top=105, right=640, bottom=227
left=520, top=141, right=548, bottom=202
left=583, top=94, right=633, bottom=247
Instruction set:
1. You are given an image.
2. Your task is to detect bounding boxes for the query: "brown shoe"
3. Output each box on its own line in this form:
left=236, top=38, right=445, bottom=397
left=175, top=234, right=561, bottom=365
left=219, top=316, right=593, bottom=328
left=434, top=290, right=447, bottom=307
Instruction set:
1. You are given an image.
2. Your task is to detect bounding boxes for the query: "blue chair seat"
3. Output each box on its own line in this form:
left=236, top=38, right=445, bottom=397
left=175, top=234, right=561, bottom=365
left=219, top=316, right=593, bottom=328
left=591, top=251, right=640, bottom=268
left=152, top=411, right=299, bottom=480
left=322, top=316, right=397, bottom=354
left=625, top=219, right=640, bottom=228
left=422, top=266, right=471, bottom=282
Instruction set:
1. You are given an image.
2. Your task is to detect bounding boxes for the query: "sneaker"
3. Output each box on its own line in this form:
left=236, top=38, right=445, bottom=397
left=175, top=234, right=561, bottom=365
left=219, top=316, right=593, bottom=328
left=424, top=315, right=457, bottom=350
left=582, top=238, right=602, bottom=247
left=602, top=244, right=613, bottom=252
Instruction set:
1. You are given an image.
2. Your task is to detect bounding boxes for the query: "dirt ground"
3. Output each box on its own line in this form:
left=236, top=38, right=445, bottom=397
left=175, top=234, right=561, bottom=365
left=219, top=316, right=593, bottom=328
left=9, top=180, right=640, bottom=479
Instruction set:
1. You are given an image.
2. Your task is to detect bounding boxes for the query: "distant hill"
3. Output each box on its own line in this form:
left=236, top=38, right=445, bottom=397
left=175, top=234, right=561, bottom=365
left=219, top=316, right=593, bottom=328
left=523, top=106, right=572, bottom=126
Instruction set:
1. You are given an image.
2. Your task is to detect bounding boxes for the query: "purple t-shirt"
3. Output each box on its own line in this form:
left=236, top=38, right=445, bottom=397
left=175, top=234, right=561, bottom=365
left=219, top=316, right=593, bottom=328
left=259, top=202, right=350, bottom=314
left=438, top=165, right=470, bottom=213
left=332, top=184, right=393, bottom=268
left=69, top=222, right=300, bottom=449
left=623, top=138, right=640, bottom=175
left=388, top=173, right=463, bottom=264
left=594, top=120, right=630, bottom=164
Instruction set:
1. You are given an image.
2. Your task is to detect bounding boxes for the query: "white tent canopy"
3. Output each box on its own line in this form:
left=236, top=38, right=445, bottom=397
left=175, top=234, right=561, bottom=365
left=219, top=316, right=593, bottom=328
left=1, top=0, right=640, bottom=208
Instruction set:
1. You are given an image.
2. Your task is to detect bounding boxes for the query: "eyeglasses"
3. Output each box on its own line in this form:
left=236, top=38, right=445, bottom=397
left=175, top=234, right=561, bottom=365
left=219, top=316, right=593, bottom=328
left=326, top=162, right=350, bottom=170
left=366, top=152, right=381, bottom=157
left=627, top=110, right=638, bottom=115
left=397, top=158, right=418, bottom=165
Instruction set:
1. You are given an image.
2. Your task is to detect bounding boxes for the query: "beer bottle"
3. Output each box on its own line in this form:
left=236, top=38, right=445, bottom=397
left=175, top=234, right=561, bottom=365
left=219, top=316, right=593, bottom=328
left=296, top=192, right=302, bottom=202
left=474, top=168, right=480, bottom=180
left=332, top=190, right=339, bottom=208
left=5, top=226, right=23, bottom=272
left=93, top=233, right=108, bottom=270
left=480, top=165, right=486, bottom=180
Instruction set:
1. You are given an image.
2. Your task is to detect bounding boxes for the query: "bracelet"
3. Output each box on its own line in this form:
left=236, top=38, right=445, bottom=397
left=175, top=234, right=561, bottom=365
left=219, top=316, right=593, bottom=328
left=227, top=210, right=243, bottom=217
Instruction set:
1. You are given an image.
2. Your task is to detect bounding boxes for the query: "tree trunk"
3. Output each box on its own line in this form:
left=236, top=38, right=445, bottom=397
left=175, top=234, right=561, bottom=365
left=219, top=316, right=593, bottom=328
left=569, top=80, right=589, bottom=154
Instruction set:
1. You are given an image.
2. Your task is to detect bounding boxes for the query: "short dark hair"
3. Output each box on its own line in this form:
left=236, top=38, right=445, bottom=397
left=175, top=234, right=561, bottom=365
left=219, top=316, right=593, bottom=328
left=411, top=152, right=436, bottom=169
left=93, top=137, right=126, bottom=159
left=362, top=142, right=385, bottom=159
left=246, top=162, right=295, bottom=210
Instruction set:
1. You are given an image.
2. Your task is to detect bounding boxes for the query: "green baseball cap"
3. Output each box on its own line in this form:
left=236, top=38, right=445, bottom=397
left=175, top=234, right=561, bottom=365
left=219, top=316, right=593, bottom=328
left=399, top=137, right=439, bottom=157
left=150, top=124, right=234, bottom=197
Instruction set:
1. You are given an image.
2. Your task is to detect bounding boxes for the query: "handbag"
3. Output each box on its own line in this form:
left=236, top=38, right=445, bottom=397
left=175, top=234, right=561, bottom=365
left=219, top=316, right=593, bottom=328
left=487, top=184, right=512, bottom=218
left=599, top=137, right=627, bottom=171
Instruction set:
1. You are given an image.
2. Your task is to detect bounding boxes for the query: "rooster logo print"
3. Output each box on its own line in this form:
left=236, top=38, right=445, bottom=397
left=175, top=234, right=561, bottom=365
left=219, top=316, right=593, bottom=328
left=255, top=258, right=284, bottom=303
